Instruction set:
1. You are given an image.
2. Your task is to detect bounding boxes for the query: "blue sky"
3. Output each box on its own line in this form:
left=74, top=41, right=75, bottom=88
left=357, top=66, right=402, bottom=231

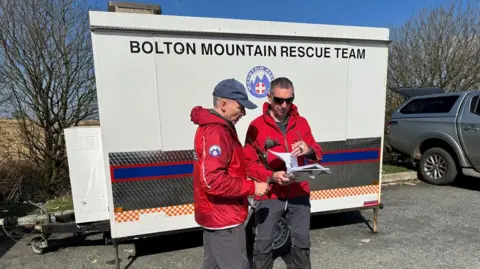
left=88, top=0, right=459, bottom=29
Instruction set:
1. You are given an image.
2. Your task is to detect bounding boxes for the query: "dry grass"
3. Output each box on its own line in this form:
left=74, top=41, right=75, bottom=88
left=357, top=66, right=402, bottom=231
left=0, top=118, right=99, bottom=203
left=44, top=194, right=74, bottom=211
left=0, top=118, right=100, bottom=161
left=0, top=118, right=25, bottom=160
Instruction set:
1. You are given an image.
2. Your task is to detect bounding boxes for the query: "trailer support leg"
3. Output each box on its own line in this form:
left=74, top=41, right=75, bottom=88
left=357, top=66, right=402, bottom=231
left=113, top=239, right=120, bottom=269
left=373, top=207, right=379, bottom=233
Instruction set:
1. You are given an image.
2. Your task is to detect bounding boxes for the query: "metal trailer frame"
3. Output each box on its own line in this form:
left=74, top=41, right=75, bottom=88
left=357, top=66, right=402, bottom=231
left=29, top=220, right=111, bottom=255
left=0, top=202, right=110, bottom=255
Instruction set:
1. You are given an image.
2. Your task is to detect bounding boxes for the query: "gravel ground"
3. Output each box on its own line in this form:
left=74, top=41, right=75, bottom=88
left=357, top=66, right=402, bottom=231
left=1, top=179, right=480, bottom=269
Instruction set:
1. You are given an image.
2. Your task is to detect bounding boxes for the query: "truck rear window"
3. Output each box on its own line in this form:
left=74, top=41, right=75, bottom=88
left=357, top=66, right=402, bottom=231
left=400, top=96, right=459, bottom=114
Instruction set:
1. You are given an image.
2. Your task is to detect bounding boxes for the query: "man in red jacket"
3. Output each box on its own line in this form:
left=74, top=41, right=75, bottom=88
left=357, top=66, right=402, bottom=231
left=243, top=77, right=323, bottom=269
left=191, top=78, right=269, bottom=269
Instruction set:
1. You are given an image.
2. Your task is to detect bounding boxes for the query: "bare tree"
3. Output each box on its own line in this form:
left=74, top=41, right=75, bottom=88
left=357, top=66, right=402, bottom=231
left=0, top=0, right=98, bottom=200
left=388, top=0, right=480, bottom=93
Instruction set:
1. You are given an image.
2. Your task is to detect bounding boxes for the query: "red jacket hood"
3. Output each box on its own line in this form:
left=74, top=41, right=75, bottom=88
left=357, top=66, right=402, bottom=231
left=190, top=106, right=228, bottom=127
left=261, top=102, right=300, bottom=117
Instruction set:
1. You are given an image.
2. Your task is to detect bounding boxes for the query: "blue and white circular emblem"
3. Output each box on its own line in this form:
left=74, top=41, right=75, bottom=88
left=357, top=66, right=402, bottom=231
left=246, top=66, right=275, bottom=98
left=209, top=145, right=222, bottom=157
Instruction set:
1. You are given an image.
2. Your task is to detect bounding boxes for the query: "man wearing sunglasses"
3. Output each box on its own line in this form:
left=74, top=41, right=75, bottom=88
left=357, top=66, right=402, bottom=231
left=243, top=77, right=323, bottom=269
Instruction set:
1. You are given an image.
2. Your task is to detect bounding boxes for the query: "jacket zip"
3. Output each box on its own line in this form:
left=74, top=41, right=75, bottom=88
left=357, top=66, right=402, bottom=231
left=282, top=133, right=288, bottom=152
left=264, top=112, right=297, bottom=200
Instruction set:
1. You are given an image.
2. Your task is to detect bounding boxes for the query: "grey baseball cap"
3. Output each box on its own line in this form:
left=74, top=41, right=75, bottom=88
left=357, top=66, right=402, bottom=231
left=212, top=78, right=258, bottom=109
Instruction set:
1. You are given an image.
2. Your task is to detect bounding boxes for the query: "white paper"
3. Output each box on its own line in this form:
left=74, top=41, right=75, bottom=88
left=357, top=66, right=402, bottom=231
left=268, top=150, right=332, bottom=180
left=268, top=151, right=298, bottom=171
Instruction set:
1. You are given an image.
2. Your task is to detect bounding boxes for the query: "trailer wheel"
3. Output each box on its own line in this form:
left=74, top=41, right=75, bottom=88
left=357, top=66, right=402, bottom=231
left=418, top=147, right=457, bottom=185
left=246, top=217, right=291, bottom=258
left=272, top=217, right=291, bottom=257
left=30, top=237, right=47, bottom=255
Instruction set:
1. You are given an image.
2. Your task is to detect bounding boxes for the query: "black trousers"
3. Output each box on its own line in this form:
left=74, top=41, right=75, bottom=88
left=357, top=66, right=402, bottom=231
left=201, top=223, right=250, bottom=269
left=252, top=195, right=312, bottom=269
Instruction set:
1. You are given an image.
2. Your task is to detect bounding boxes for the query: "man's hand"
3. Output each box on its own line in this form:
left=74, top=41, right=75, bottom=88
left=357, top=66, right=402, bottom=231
left=272, top=171, right=294, bottom=186
left=291, top=141, right=312, bottom=157
left=254, top=181, right=269, bottom=196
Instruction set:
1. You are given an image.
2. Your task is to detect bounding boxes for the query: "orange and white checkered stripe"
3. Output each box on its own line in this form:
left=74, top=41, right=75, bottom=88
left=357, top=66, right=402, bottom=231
left=115, top=204, right=194, bottom=223
left=114, top=185, right=380, bottom=223
left=310, top=184, right=379, bottom=200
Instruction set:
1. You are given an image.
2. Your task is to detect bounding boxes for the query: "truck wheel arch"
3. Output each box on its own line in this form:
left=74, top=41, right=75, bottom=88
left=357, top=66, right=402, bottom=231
left=412, top=135, right=466, bottom=167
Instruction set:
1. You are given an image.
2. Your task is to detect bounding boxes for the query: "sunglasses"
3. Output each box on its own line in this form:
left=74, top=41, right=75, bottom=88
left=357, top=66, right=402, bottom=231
left=272, top=95, right=295, bottom=104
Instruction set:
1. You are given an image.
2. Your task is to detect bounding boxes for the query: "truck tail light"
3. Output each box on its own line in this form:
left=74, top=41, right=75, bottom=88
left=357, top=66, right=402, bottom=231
left=386, top=121, right=398, bottom=133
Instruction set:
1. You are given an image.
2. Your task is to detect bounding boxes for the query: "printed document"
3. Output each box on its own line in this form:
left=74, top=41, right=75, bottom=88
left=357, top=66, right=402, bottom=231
left=268, top=150, right=332, bottom=182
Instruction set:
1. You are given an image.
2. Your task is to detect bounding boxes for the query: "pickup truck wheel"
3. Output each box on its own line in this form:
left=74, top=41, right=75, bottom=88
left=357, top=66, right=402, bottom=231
left=418, top=147, right=457, bottom=185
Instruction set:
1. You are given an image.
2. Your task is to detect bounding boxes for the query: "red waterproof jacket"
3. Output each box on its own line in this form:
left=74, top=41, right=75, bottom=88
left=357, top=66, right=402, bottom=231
left=191, top=106, right=256, bottom=229
left=243, top=102, right=323, bottom=200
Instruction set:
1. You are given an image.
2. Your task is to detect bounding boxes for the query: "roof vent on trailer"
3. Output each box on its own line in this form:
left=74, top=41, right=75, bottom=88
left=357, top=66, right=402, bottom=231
left=108, top=1, right=162, bottom=15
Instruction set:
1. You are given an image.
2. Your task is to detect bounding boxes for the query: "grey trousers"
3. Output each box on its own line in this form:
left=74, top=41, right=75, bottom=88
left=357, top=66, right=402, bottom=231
left=201, top=223, right=250, bottom=269
left=252, top=195, right=311, bottom=269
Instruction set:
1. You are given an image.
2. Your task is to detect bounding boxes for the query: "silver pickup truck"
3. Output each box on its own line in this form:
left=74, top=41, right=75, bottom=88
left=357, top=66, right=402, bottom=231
left=386, top=88, right=480, bottom=185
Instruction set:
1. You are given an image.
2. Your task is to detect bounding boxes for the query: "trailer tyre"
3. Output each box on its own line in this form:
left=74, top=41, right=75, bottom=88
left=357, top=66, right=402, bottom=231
left=272, top=217, right=291, bottom=257
left=246, top=217, right=291, bottom=258
left=418, top=147, right=457, bottom=185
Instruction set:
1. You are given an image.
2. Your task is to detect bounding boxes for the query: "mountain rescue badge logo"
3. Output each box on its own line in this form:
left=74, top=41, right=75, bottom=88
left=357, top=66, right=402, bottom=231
left=209, top=145, right=222, bottom=157
left=246, top=66, right=275, bottom=98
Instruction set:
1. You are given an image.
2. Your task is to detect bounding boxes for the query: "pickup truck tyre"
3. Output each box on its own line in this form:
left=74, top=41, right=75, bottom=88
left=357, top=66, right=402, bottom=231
left=418, top=147, right=457, bottom=185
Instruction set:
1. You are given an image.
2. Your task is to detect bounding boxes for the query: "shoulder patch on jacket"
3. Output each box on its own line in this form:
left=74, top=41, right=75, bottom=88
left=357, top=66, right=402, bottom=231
left=208, top=145, right=222, bottom=157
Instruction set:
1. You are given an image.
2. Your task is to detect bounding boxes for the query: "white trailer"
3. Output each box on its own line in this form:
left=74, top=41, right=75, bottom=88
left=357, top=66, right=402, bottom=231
left=86, top=10, right=389, bottom=266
